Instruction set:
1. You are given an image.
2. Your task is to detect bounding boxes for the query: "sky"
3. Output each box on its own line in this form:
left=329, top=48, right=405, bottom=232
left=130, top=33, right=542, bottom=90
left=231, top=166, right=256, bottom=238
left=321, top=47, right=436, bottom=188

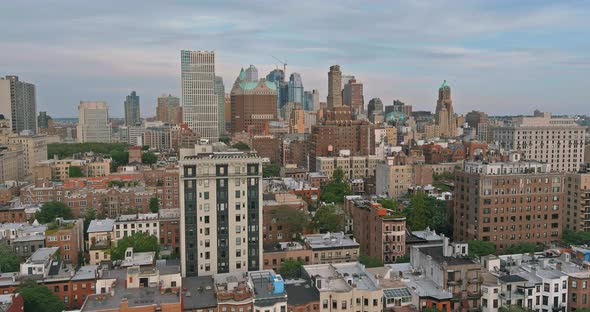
left=1, top=0, right=589, bottom=118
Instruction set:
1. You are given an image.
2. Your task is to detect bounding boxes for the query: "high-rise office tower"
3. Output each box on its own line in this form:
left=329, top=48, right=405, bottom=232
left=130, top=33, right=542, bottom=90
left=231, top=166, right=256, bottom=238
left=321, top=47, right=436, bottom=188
left=303, top=91, right=313, bottom=111
left=37, top=111, right=52, bottom=129
left=266, top=69, right=288, bottom=111
left=312, top=89, right=320, bottom=111
left=327, top=65, right=343, bottom=110
left=288, top=73, right=304, bottom=104
left=179, top=144, right=263, bottom=276
left=214, top=76, right=225, bottom=135
left=341, top=75, right=355, bottom=89
left=181, top=50, right=219, bottom=143
left=124, top=91, right=140, bottom=126
left=0, top=75, right=37, bottom=133
left=342, top=78, right=364, bottom=114
left=244, top=64, right=258, bottom=82
left=77, top=101, right=111, bottom=143
left=156, top=94, right=182, bottom=125
left=435, top=80, right=455, bottom=137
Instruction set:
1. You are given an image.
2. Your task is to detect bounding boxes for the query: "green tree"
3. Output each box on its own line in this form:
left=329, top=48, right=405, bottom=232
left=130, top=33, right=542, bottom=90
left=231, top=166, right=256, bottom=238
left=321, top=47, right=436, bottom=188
left=82, top=208, right=97, bottom=241
left=18, top=278, right=65, bottom=312
left=232, top=142, right=250, bottom=150
left=108, top=180, right=125, bottom=188
left=149, top=197, right=160, bottom=213
left=563, top=230, right=590, bottom=245
left=312, top=204, right=345, bottom=233
left=141, top=151, right=158, bottom=165
left=280, top=259, right=305, bottom=278
left=271, top=207, right=309, bottom=239
left=403, top=192, right=453, bottom=237
left=0, top=242, right=20, bottom=272
left=378, top=198, right=398, bottom=210
left=263, top=163, right=281, bottom=178
left=359, top=254, right=384, bottom=268
left=395, top=255, right=410, bottom=263
left=68, top=166, right=84, bottom=177
left=503, top=242, right=542, bottom=255
left=37, top=201, right=73, bottom=224
left=219, top=136, right=230, bottom=144
left=110, top=150, right=129, bottom=169
left=468, top=240, right=496, bottom=257
left=320, top=168, right=352, bottom=204
left=406, top=192, right=428, bottom=230
left=141, top=145, right=150, bottom=151
left=111, top=232, right=159, bottom=260
left=47, top=143, right=128, bottom=158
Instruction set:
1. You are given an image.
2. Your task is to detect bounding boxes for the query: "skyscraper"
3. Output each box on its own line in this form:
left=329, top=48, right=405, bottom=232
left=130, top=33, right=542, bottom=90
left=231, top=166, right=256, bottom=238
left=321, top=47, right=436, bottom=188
left=0, top=75, right=37, bottom=133
left=303, top=91, right=312, bottom=111
left=266, top=69, right=288, bottom=111
left=341, top=75, right=355, bottom=89
left=37, top=111, right=52, bottom=129
left=312, top=89, right=320, bottom=111
left=77, top=101, right=111, bottom=143
left=327, top=65, right=343, bottom=110
left=287, top=73, right=304, bottom=104
left=214, top=76, right=225, bottom=135
left=124, top=91, right=140, bottom=126
left=179, top=144, right=263, bottom=276
left=342, top=78, right=364, bottom=114
left=244, top=64, right=258, bottom=82
left=181, top=50, right=219, bottom=143
left=367, top=98, right=384, bottom=117
left=435, top=80, right=455, bottom=137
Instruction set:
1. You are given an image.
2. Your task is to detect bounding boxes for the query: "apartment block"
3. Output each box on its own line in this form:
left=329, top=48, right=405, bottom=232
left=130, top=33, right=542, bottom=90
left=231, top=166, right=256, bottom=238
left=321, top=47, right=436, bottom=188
left=345, top=197, right=406, bottom=263
left=454, top=154, right=564, bottom=250
left=492, top=110, right=585, bottom=172
left=44, top=218, right=84, bottom=266
left=315, top=154, right=381, bottom=180
left=564, top=168, right=590, bottom=232
left=180, top=144, right=264, bottom=276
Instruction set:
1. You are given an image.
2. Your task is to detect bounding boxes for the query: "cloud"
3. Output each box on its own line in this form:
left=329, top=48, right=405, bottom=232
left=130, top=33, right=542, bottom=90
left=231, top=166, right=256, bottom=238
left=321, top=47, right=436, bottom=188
left=0, top=0, right=588, bottom=116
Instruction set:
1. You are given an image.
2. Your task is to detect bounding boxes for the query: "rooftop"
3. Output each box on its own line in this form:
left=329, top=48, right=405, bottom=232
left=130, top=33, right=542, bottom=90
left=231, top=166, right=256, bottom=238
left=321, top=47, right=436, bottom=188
left=419, top=246, right=475, bottom=266
left=28, top=247, right=59, bottom=263
left=304, top=232, right=359, bottom=250
left=182, top=276, right=217, bottom=310
left=285, top=280, right=319, bottom=306
left=303, top=262, right=380, bottom=292
left=87, top=219, right=115, bottom=233
left=81, top=269, right=180, bottom=312
left=248, top=270, right=286, bottom=300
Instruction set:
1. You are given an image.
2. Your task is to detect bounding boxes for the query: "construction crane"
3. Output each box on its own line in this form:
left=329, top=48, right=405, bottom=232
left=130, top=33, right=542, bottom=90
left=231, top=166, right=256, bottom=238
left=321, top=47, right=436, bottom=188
left=272, top=56, right=287, bottom=75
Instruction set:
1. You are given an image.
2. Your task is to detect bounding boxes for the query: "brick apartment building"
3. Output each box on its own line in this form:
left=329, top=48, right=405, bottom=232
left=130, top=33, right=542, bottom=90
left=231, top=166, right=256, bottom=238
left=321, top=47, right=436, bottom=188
left=44, top=218, right=84, bottom=266
left=454, top=154, right=564, bottom=250
left=345, top=197, right=406, bottom=263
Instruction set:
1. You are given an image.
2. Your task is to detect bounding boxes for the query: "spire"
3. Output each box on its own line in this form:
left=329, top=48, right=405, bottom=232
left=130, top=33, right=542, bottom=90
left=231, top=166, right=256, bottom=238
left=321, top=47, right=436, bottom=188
left=440, top=80, right=448, bottom=89
left=239, top=68, right=245, bottom=81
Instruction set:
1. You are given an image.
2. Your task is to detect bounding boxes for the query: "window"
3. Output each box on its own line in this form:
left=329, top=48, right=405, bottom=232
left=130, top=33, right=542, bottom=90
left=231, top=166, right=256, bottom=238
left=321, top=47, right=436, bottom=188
left=342, top=301, right=347, bottom=309
left=322, top=300, right=328, bottom=309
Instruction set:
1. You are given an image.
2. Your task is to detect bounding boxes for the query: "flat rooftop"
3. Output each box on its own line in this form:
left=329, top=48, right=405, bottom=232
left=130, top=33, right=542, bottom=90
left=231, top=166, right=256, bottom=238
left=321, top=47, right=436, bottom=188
left=304, top=232, right=359, bottom=250
left=183, top=276, right=217, bottom=310
left=303, top=262, right=380, bottom=292
left=87, top=219, right=115, bottom=233
left=82, top=269, right=180, bottom=312
left=28, top=247, right=59, bottom=263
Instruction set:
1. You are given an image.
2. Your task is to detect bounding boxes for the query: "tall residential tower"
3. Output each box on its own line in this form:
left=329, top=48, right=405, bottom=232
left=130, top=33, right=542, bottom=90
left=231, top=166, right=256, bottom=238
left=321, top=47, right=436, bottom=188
left=181, top=50, right=218, bottom=143
left=0, top=76, right=37, bottom=133
left=327, top=65, right=343, bottom=110
left=77, top=101, right=111, bottom=143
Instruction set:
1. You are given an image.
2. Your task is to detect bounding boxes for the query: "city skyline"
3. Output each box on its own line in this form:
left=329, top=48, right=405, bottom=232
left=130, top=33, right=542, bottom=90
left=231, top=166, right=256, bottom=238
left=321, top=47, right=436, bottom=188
left=1, top=1, right=589, bottom=118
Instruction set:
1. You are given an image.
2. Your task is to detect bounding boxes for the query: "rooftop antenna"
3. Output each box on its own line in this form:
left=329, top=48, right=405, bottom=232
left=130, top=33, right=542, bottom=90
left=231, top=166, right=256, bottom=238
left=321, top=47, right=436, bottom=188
left=272, top=56, right=287, bottom=76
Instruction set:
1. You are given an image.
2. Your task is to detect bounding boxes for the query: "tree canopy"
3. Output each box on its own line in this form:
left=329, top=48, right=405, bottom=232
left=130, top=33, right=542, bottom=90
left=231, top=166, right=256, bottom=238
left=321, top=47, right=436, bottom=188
left=37, top=201, right=73, bottom=224
left=359, top=255, right=384, bottom=268
left=468, top=240, right=496, bottom=257
left=0, top=242, right=20, bottom=272
left=378, top=198, right=398, bottom=210
left=403, top=192, right=453, bottom=237
left=271, top=207, right=309, bottom=239
left=263, top=163, right=281, bottom=178
left=68, top=166, right=84, bottom=178
left=503, top=242, right=542, bottom=255
left=142, top=151, right=158, bottom=164
left=111, top=232, right=159, bottom=260
left=280, top=259, right=305, bottom=278
left=232, top=142, right=250, bottom=150
left=563, top=230, right=590, bottom=245
left=149, top=197, right=160, bottom=213
left=18, top=278, right=65, bottom=312
left=320, top=168, right=352, bottom=204
left=312, top=204, right=345, bottom=233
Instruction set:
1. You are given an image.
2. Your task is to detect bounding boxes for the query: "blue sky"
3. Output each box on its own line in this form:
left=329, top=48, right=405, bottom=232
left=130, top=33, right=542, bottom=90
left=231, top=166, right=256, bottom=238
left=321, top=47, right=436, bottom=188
left=0, top=0, right=588, bottom=117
